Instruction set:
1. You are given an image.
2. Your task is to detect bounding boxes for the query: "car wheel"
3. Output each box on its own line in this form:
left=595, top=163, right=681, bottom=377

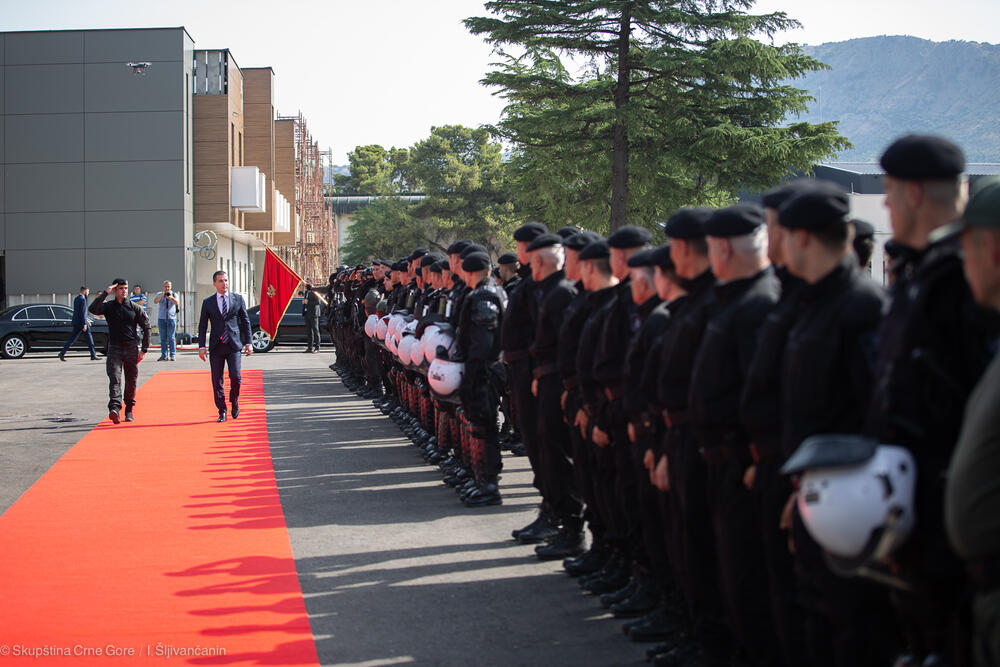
left=251, top=329, right=275, bottom=353
left=1, top=334, right=28, bottom=359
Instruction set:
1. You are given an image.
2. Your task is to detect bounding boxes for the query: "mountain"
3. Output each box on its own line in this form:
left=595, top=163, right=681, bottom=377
left=325, top=164, right=350, bottom=186
left=793, top=36, right=1000, bottom=163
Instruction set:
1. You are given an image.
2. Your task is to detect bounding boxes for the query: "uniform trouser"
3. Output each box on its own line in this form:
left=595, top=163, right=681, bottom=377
left=667, top=426, right=725, bottom=631
left=611, top=419, right=645, bottom=565
left=61, top=322, right=96, bottom=357
left=536, top=374, right=583, bottom=527
left=209, top=344, right=241, bottom=413
left=792, top=508, right=899, bottom=667
left=631, top=439, right=670, bottom=588
left=756, top=458, right=806, bottom=667
left=973, top=589, right=1000, bottom=667
left=364, top=338, right=380, bottom=389
left=565, top=388, right=605, bottom=540
left=305, top=314, right=320, bottom=350
left=463, top=383, right=501, bottom=480
left=704, top=450, right=777, bottom=665
left=106, top=344, right=139, bottom=412
left=508, top=359, right=541, bottom=493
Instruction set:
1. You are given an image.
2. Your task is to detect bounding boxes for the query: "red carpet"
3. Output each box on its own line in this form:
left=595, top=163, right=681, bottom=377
left=0, top=370, right=320, bottom=666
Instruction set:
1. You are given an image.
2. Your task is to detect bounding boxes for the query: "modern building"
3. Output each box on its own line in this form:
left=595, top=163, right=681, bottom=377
left=0, top=27, right=333, bottom=334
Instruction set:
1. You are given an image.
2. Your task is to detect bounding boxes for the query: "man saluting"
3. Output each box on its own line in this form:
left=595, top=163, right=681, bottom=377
left=198, top=270, right=252, bottom=422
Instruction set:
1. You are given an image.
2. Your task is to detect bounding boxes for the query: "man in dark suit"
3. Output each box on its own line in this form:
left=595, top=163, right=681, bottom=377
left=198, top=270, right=253, bottom=422
left=59, top=286, right=100, bottom=361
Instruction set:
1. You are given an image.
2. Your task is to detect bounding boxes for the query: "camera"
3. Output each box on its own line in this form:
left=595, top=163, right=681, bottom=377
left=164, top=290, right=171, bottom=296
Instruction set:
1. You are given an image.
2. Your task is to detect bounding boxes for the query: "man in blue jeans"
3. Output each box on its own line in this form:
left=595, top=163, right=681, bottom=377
left=153, top=280, right=180, bottom=361
left=59, top=286, right=99, bottom=361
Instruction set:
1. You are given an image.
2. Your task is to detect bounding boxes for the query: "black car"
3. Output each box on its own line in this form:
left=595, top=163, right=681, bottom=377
left=248, top=298, right=331, bottom=352
left=0, top=303, right=110, bottom=359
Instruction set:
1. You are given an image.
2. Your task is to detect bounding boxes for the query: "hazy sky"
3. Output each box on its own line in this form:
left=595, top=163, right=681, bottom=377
left=2, top=0, right=998, bottom=164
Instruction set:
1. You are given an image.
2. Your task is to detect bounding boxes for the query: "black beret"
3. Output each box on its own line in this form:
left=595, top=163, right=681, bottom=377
left=460, top=243, right=488, bottom=258
left=497, top=252, right=518, bottom=265
left=462, top=251, right=491, bottom=272
left=513, top=221, right=549, bottom=242
left=777, top=182, right=850, bottom=230
left=392, top=260, right=408, bottom=272
left=761, top=179, right=816, bottom=210
left=607, top=225, right=653, bottom=249
left=556, top=225, right=581, bottom=239
left=649, top=244, right=675, bottom=270
left=851, top=219, right=875, bottom=239
left=579, top=240, right=611, bottom=260
left=409, top=247, right=429, bottom=261
left=626, top=248, right=658, bottom=268
left=562, top=233, right=587, bottom=251
left=429, top=260, right=446, bottom=274
left=527, top=233, right=563, bottom=251
left=420, top=252, right=445, bottom=267
left=704, top=204, right=765, bottom=237
left=446, top=239, right=473, bottom=255
left=660, top=207, right=713, bottom=240
left=880, top=134, right=965, bottom=180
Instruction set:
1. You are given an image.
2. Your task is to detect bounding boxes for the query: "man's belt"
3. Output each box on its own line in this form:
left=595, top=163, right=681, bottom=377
left=502, top=349, right=531, bottom=363
left=967, top=555, right=1000, bottom=594
left=699, top=445, right=732, bottom=466
left=750, top=441, right=780, bottom=464
left=532, top=363, right=558, bottom=379
left=662, top=408, right=690, bottom=428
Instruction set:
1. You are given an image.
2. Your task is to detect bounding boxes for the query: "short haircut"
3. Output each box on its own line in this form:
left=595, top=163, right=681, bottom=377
left=80, top=285, right=88, bottom=292
left=588, top=257, right=613, bottom=276
left=687, top=237, right=709, bottom=256
left=212, top=270, right=228, bottom=281
left=854, top=236, right=875, bottom=268
left=811, top=220, right=851, bottom=250
left=112, top=278, right=128, bottom=286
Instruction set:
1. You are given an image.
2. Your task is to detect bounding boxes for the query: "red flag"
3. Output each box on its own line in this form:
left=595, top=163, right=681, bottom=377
left=259, top=247, right=303, bottom=338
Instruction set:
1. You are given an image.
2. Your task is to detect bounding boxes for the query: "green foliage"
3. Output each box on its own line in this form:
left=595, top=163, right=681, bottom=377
left=466, top=0, right=850, bottom=231
left=331, top=144, right=420, bottom=195
left=339, top=126, right=520, bottom=264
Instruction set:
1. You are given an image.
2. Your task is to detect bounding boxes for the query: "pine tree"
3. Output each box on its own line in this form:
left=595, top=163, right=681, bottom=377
left=466, top=0, right=850, bottom=231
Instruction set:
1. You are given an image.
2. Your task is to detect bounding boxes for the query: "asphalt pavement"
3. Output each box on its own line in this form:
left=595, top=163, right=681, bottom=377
left=0, top=344, right=647, bottom=665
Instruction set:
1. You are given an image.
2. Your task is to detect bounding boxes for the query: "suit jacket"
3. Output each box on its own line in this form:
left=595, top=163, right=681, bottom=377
left=72, top=293, right=89, bottom=327
left=198, top=292, right=252, bottom=351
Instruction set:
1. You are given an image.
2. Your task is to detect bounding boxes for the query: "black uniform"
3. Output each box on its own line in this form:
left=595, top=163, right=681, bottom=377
left=531, top=269, right=582, bottom=529
left=303, top=287, right=323, bottom=352
left=89, top=291, right=151, bottom=414
left=866, top=237, right=1000, bottom=662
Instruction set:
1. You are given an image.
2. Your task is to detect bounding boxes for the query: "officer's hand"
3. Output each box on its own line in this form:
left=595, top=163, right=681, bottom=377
left=106, top=284, right=115, bottom=293
left=653, top=455, right=670, bottom=491
left=198, top=347, right=207, bottom=362
left=137, top=351, right=145, bottom=363
left=82, top=324, right=88, bottom=331
left=780, top=491, right=797, bottom=554
left=574, top=409, right=588, bottom=438
left=643, top=448, right=655, bottom=471
left=743, top=464, right=757, bottom=491
left=592, top=426, right=609, bottom=448
left=243, top=344, right=253, bottom=356
left=531, top=379, right=538, bottom=397
left=560, top=390, right=567, bottom=412
left=628, top=423, right=637, bottom=443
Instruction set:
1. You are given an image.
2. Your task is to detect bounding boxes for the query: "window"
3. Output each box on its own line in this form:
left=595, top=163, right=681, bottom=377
left=52, top=306, right=73, bottom=321
left=231, top=123, right=235, bottom=166
left=26, top=306, right=54, bottom=320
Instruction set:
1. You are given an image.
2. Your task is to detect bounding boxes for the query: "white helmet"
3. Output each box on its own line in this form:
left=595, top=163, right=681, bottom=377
left=386, top=326, right=398, bottom=355
left=427, top=328, right=457, bottom=360
left=420, top=324, right=441, bottom=362
left=364, top=314, right=378, bottom=338
left=783, top=435, right=917, bottom=577
left=410, top=332, right=426, bottom=366
left=428, top=357, right=464, bottom=396
left=397, top=335, right=414, bottom=364
left=387, top=314, right=404, bottom=342
left=375, top=315, right=390, bottom=340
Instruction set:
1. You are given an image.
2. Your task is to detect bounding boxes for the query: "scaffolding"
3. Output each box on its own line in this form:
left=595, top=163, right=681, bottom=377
left=275, top=111, right=335, bottom=283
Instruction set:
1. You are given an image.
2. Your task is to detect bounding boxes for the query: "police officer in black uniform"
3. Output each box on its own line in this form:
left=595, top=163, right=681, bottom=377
left=867, top=134, right=999, bottom=666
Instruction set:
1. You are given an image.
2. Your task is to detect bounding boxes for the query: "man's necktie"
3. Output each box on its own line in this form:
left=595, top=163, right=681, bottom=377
left=220, top=295, right=229, bottom=344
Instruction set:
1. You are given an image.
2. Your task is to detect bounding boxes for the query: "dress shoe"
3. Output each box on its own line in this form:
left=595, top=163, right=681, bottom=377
left=516, top=518, right=560, bottom=545
left=535, top=529, right=585, bottom=561
left=109, top=410, right=120, bottom=424
left=58, top=353, right=66, bottom=362
left=232, top=403, right=240, bottom=419
left=624, top=606, right=683, bottom=642
left=583, top=567, right=631, bottom=595
left=464, top=482, right=502, bottom=507
left=157, top=356, right=167, bottom=361
left=217, top=412, right=227, bottom=422
left=124, top=409, right=134, bottom=423
left=91, top=355, right=102, bottom=360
